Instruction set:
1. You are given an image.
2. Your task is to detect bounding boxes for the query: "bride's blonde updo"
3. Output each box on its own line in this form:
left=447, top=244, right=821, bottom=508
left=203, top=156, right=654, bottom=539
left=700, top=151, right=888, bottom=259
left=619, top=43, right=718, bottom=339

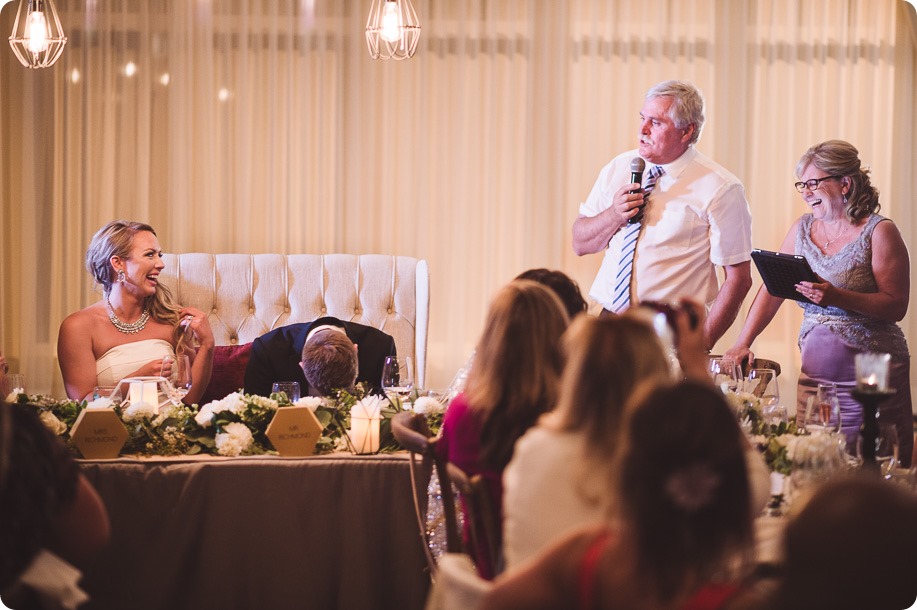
left=85, top=220, right=181, bottom=325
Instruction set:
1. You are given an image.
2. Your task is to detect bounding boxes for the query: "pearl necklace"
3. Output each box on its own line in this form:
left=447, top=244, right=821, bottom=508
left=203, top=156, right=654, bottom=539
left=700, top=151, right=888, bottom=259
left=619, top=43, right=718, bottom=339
left=105, top=295, right=150, bottom=334
left=821, top=221, right=850, bottom=250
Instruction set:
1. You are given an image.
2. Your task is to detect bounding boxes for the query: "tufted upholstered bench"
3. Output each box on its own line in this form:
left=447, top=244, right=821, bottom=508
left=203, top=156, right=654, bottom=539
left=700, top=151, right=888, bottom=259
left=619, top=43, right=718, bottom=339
left=159, top=253, right=430, bottom=403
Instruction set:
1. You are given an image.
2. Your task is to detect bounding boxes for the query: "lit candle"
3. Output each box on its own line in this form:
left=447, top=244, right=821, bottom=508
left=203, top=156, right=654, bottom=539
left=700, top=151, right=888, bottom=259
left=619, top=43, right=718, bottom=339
left=348, top=397, right=382, bottom=454
left=129, top=381, right=143, bottom=405
left=142, top=381, right=159, bottom=408
left=855, top=352, right=891, bottom=392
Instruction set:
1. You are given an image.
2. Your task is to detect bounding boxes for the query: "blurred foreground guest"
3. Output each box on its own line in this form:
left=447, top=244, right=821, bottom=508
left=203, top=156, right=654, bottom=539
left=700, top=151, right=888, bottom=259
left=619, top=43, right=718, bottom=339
left=726, top=140, right=912, bottom=465
left=514, top=268, right=588, bottom=319
left=483, top=380, right=755, bottom=610
left=0, top=401, right=110, bottom=609
left=437, top=280, right=570, bottom=578
left=58, top=220, right=215, bottom=403
left=762, top=475, right=917, bottom=610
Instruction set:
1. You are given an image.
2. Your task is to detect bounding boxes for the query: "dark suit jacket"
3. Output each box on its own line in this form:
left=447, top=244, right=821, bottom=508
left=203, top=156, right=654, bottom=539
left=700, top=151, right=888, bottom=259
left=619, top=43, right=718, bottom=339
left=243, top=317, right=397, bottom=398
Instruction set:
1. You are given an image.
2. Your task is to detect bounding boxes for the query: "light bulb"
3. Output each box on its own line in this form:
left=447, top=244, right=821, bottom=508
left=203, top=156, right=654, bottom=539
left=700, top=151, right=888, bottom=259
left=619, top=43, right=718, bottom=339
left=380, top=1, right=402, bottom=43
left=25, top=8, right=49, bottom=54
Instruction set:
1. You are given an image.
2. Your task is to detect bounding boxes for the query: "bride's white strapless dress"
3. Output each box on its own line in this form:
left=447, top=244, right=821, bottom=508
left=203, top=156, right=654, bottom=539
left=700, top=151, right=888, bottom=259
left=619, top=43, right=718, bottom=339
left=95, top=339, right=175, bottom=387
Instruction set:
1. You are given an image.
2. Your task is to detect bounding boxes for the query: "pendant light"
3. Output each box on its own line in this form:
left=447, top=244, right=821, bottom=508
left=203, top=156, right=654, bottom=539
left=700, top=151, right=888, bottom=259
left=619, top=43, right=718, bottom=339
left=365, top=0, right=420, bottom=60
left=8, top=0, right=67, bottom=69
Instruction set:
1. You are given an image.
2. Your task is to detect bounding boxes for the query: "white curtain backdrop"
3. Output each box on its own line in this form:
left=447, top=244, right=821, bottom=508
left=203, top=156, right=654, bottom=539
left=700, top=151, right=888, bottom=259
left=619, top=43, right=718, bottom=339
left=2, top=0, right=916, bottom=409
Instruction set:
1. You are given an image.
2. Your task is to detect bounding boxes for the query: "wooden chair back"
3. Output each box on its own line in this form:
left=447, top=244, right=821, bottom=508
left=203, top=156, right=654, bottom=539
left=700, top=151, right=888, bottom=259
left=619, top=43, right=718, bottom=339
left=446, top=462, right=504, bottom=579
left=391, top=411, right=461, bottom=576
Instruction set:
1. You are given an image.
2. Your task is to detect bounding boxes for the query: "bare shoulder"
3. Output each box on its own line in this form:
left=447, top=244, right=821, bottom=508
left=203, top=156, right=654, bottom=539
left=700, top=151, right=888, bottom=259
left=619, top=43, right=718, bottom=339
left=59, top=302, right=106, bottom=336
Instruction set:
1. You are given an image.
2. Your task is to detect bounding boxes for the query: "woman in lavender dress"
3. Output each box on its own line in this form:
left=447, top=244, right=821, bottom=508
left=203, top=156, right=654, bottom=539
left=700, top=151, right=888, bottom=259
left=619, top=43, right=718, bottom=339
left=727, top=140, right=912, bottom=467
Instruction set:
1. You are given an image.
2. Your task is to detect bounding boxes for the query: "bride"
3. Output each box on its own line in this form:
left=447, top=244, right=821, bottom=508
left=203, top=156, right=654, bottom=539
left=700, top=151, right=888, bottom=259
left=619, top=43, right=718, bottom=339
left=57, top=220, right=214, bottom=403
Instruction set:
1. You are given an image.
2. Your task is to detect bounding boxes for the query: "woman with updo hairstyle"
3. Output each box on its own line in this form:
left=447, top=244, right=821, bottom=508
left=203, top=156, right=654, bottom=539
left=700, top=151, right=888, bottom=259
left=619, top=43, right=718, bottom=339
left=727, top=140, right=912, bottom=466
left=58, top=220, right=215, bottom=404
left=483, top=380, right=755, bottom=610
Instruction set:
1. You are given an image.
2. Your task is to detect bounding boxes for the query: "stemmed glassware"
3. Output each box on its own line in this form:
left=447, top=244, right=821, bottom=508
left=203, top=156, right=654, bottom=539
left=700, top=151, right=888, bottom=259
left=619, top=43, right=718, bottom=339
left=165, top=354, right=192, bottom=405
left=804, top=382, right=843, bottom=434
left=708, top=357, right=740, bottom=392
left=381, top=356, right=415, bottom=403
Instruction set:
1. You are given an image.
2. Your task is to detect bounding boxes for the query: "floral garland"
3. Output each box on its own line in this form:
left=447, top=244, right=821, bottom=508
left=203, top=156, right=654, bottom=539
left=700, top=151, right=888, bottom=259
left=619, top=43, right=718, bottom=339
left=5, top=382, right=446, bottom=459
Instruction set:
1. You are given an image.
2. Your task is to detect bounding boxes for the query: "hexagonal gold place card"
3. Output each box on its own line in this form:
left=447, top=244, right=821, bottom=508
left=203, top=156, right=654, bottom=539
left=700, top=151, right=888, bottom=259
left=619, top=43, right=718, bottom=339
left=265, top=406, right=324, bottom=457
left=71, top=409, right=128, bottom=459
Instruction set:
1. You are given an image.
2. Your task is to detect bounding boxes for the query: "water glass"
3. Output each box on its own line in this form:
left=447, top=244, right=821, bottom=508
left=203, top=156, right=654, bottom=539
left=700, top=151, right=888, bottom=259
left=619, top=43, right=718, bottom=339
left=746, top=368, right=779, bottom=406
left=708, top=357, right=740, bottom=392
left=5, top=373, right=25, bottom=394
left=272, top=381, right=301, bottom=402
left=93, top=385, right=116, bottom=400
left=381, top=356, right=415, bottom=402
left=858, top=422, right=900, bottom=478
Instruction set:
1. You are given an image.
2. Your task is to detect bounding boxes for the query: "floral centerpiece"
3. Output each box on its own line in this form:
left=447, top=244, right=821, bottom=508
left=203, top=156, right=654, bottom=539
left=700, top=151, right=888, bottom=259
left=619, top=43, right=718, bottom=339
left=6, top=382, right=446, bottom=459
left=724, top=388, right=851, bottom=508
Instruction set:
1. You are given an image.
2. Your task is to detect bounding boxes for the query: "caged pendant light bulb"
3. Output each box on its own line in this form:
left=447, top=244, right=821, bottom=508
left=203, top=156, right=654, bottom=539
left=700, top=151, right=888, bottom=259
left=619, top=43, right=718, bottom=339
left=365, top=0, right=420, bottom=60
left=9, top=0, right=67, bottom=69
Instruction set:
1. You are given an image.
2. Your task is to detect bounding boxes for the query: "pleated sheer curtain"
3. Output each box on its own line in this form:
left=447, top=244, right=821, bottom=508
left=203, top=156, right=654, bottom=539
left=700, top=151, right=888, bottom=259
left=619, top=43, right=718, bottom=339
left=1, top=0, right=915, bottom=402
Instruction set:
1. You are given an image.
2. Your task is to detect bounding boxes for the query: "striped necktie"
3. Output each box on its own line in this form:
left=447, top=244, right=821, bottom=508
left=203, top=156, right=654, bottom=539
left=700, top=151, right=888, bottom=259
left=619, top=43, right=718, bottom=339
left=610, top=165, right=664, bottom=313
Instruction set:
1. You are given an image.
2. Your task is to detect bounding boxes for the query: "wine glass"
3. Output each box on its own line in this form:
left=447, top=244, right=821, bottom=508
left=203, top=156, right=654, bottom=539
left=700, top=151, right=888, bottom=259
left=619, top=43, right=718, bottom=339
left=166, top=354, right=192, bottom=405
left=708, top=357, right=740, bottom=392
left=746, top=368, right=780, bottom=406
left=381, top=356, right=415, bottom=403
left=271, top=381, right=301, bottom=402
left=805, top=382, right=842, bottom=434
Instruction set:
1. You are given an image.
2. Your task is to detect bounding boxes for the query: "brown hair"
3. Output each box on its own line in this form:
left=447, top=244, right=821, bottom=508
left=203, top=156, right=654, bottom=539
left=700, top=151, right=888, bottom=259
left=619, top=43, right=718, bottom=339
left=614, top=380, right=753, bottom=603
left=795, top=140, right=880, bottom=221
left=464, top=280, right=569, bottom=470
left=300, top=329, right=358, bottom=396
left=553, top=315, right=670, bottom=459
left=514, top=268, right=588, bottom=319
left=84, top=220, right=180, bottom=325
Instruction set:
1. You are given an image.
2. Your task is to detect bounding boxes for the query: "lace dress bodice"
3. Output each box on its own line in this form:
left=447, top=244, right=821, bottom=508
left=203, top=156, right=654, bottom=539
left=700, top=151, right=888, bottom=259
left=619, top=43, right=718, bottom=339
left=795, top=214, right=908, bottom=357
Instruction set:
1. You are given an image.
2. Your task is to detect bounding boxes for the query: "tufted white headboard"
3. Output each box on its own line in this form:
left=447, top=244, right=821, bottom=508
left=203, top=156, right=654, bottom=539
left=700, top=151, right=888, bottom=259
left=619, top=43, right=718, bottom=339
left=159, top=253, right=430, bottom=389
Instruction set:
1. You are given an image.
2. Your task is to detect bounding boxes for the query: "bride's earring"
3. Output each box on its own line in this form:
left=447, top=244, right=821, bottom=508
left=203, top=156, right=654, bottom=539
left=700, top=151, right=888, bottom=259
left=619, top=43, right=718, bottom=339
left=117, top=269, right=126, bottom=283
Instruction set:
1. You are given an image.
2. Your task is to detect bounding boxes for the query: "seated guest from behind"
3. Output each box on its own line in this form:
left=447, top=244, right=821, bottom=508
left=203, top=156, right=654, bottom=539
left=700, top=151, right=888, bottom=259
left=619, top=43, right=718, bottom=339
left=514, top=268, right=588, bottom=319
left=436, top=279, right=570, bottom=579
left=502, top=301, right=710, bottom=570
left=483, top=381, right=755, bottom=610
left=0, top=401, right=110, bottom=608
left=244, top=316, right=395, bottom=397
left=299, top=328, right=359, bottom=397
left=763, top=475, right=917, bottom=610
left=58, top=220, right=215, bottom=403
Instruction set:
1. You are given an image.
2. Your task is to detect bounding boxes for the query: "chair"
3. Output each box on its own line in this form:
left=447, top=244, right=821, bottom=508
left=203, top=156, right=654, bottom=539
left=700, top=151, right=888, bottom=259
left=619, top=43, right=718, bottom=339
left=391, top=411, right=461, bottom=577
left=447, top=462, right=504, bottom=579
left=750, top=357, right=781, bottom=377
left=423, top=553, right=493, bottom=610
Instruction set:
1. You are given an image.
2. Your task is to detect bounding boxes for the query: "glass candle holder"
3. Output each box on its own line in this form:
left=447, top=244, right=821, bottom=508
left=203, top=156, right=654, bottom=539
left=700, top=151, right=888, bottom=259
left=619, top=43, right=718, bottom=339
left=854, top=352, right=891, bottom=392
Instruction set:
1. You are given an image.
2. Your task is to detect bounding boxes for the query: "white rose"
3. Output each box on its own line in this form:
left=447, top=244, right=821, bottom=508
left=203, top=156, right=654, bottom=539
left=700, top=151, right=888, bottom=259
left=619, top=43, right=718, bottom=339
left=294, top=396, right=325, bottom=413
left=194, top=403, right=218, bottom=428
left=251, top=395, right=280, bottom=411
left=86, top=397, right=114, bottom=410
left=123, top=400, right=159, bottom=422
left=39, top=411, right=68, bottom=436
left=412, top=397, right=444, bottom=416
left=5, top=390, right=22, bottom=403
left=215, top=422, right=254, bottom=457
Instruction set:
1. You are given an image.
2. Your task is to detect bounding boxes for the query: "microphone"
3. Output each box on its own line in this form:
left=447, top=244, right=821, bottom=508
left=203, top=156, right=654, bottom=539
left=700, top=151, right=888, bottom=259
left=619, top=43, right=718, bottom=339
left=627, top=157, right=646, bottom=225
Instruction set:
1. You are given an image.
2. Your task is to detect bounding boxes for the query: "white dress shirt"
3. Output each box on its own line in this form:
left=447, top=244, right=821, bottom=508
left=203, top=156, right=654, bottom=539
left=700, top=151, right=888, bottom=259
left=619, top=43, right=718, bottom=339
left=579, top=147, right=752, bottom=310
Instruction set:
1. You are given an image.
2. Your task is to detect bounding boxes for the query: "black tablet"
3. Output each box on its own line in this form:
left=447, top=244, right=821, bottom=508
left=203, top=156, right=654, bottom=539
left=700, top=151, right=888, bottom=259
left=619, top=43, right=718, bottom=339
left=750, top=249, right=818, bottom=304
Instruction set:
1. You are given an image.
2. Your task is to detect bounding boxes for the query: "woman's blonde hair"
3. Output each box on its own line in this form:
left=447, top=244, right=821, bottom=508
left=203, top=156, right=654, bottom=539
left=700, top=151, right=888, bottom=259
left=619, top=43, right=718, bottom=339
left=85, top=220, right=181, bottom=325
left=464, top=280, right=569, bottom=470
left=552, top=315, right=671, bottom=459
left=796, top=139, right=880, bottom=221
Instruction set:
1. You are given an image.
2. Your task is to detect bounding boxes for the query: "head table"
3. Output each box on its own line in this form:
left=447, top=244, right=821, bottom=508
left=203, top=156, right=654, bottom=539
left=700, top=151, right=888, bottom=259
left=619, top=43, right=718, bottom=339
left=77, top=453, right=431, bottom=610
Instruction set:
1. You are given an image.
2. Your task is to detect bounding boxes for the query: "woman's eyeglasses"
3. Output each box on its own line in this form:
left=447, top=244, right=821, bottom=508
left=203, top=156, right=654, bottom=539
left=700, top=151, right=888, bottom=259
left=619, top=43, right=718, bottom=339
left=794, top=175, right=841, bottom=193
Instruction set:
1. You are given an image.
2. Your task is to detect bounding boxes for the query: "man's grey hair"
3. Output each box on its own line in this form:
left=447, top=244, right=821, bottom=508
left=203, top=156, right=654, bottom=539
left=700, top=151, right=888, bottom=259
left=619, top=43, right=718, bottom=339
left=646, top=80, right=705, bottom=146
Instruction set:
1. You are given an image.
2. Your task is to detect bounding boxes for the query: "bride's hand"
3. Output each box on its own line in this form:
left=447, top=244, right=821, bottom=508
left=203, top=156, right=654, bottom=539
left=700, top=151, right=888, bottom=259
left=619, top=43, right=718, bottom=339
left=178, top=307, right=215, bottom=349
